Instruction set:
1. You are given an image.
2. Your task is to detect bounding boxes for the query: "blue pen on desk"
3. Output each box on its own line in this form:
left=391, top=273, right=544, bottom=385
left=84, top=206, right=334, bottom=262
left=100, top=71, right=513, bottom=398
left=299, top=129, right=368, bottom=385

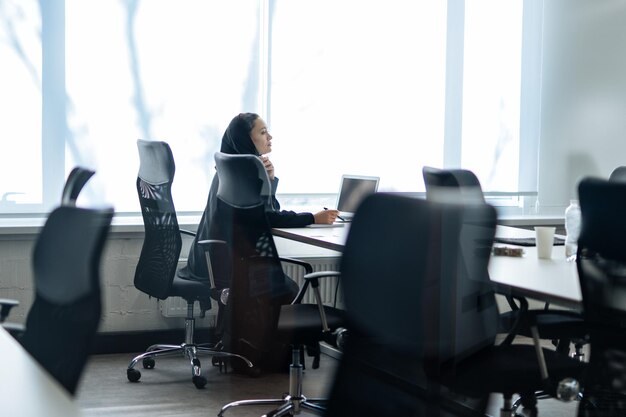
left=323, top=207, right=346, bottom=222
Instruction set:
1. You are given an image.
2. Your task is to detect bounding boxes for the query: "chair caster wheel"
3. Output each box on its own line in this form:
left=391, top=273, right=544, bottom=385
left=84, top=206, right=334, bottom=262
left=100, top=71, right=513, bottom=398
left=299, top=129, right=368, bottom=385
left=193, top=375, right=207, bottom=389
left=142, top=357, right=155, bottom=369
left=127, top=368, right=141, bottom=382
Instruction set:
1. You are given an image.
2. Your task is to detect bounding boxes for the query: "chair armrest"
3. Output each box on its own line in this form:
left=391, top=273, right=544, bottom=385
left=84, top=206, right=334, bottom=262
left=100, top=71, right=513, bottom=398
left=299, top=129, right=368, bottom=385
left=278, top=257, right=313, bottom=274
left=180, top=228, right=196, bottom=237
left=2, top=322, right=25, bottom=338
left=303, top=271, right=341, bottom=281
left=293, top=270, right=341, bottom=307
left=0, top=298, right=19, bottom=323
left=197, top=239, right=230, bottom=293
left=501, top=296, right=529, bottom=346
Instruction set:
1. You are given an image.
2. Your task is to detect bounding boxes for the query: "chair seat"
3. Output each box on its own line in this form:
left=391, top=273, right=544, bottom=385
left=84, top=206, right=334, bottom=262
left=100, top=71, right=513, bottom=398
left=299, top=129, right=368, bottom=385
left=277, top=304, right=345, bottom=345
left=440, top=345, right=586, bottom=397
left=500, top=310, right=586, bottom=340
left=169, top=275, right=216, bottom=303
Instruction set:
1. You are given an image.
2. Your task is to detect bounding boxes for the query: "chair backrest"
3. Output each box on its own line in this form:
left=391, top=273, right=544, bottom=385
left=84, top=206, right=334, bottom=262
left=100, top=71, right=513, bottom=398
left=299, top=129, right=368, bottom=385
left=20, top=205, right=113, bottom=395
left=214, top=152, right=272, bottom=209
left=577, top=177, right=626, bottom=324
left=212, top=152, right=294, bottom=365
left=340, top=193, right=498, bottom=366
left=61, top=166, right=95, bottom=206
left=325, top=193, right=495, bottom=416
left=576, top=178, right=626, bottom=413
left=609, top=166, right=626, bottom=183
left=134, top=139, right=181, bottom=299
left=422, top=166, right=486, bottom=203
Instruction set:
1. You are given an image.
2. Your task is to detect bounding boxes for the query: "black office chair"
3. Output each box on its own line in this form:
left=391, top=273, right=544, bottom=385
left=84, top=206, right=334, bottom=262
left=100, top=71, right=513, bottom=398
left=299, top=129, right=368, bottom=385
left=326, top=193, right=583, bottom=417
left=423, top=166, right=587, bottom=360
left=576, top=178, right=626, bottom=415
left=126, top=140, right=251, bottom=389
left=18, top=205, right=113, bottom=395
left=212, top=152, right=345, bottom=417
left=61, top=166, right=95, bottom=206
left=1, top=166, right=97, bottom=337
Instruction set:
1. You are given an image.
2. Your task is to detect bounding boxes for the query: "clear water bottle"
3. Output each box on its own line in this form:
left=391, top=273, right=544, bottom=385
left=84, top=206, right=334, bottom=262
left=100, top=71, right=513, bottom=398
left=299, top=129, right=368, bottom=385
left=564, top=200, right=581, bottom=258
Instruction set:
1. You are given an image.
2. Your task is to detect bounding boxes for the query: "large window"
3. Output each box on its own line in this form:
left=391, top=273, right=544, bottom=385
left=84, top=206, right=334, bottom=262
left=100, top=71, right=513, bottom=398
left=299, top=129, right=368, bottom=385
left=0, top=1, right=42, bottom=210
left=269, top=0, right=447, bottom=194
left=0, top=0, right=542, bottom=216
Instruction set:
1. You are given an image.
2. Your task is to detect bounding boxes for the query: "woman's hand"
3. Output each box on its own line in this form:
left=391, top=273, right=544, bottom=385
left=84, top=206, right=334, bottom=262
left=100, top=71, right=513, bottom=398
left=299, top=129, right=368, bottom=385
left=313, top=209, right=339, bottom=224
left=260, top=156, right=274, bottom=180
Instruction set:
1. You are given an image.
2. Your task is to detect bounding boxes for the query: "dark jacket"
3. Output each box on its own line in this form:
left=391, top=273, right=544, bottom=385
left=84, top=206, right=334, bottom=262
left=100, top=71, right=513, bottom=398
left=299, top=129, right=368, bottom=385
left=180, top=113, right=314, bottom=282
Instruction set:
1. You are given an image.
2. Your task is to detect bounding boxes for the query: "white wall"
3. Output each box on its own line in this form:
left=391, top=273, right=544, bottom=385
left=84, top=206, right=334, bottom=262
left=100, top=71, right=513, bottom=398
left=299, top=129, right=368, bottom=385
left=539, top=0, right=626, bottom=210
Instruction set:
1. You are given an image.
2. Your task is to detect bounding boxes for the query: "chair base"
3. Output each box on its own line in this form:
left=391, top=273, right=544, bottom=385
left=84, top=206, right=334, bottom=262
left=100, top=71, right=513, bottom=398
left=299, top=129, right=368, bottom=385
left=127, top=342, right=251, bottom=389
left=126, top=307, right=253, bottom=389
left=219, top=396, right=327, bottom=417
left=219, top=345, right=326, bottom=416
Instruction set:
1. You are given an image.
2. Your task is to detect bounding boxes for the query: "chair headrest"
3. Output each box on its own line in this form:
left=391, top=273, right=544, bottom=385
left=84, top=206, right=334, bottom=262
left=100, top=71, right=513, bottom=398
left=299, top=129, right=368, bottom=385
left=422, top=166, right=485, bottom=203
left=214, top=152, right=272, bottom=209
left=609, top=166, right=626, bottom=183
left=61, top=166, right=95, bottom=206
left=137, top=140, right=175, bottom=185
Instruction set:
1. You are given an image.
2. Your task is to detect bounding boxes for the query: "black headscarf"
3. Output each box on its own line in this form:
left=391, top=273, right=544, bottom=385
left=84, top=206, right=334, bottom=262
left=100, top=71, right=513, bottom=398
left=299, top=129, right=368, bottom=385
left=181, top=113, right=314, bottom=285
left=220, top=113, right=260, bottom=156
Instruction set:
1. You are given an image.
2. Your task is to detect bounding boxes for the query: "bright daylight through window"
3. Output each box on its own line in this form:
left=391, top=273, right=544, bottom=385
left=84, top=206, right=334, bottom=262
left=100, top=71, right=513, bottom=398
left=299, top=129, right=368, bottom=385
left=0, top=0, right=539, bottom=216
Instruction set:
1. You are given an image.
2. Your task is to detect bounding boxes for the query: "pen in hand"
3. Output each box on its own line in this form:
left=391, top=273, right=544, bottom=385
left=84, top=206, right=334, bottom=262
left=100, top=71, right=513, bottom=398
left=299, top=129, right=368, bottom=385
left=324, top=207, right=345, bottom=222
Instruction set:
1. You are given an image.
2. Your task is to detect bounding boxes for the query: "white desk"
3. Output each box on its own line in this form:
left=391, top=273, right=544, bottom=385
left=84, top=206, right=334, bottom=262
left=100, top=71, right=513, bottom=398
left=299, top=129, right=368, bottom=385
left=0, top=326, right=81, bottom=416
left=273, top=224, right=582, bottom=309
left=489, top=226, right=581, bottom=309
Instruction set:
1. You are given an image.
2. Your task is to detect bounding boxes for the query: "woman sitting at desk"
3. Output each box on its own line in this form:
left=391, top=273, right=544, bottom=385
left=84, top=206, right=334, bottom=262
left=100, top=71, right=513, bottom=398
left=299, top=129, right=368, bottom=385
left=181, top=112, right=338, bottom=283
left=180, top=113, right=337, bottom=372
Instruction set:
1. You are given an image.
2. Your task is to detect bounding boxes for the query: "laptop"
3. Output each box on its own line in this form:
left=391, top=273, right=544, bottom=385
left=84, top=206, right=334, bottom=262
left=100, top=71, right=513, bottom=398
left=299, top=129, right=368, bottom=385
left=335, top=175, right=380, bottom=221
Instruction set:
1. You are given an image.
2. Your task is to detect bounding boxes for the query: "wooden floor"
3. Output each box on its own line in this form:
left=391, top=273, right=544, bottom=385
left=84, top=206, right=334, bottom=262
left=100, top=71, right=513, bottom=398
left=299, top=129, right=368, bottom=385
left=75, top=348, right=581, bottom=417
left=76, top=351, right=337, bottom=417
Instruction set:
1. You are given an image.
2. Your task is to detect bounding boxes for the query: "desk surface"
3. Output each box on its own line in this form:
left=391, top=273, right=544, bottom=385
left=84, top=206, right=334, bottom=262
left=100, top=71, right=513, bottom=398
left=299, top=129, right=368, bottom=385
left=273, top=224, right=581, bottom=309
left=0, top=326, right=81, bottom=416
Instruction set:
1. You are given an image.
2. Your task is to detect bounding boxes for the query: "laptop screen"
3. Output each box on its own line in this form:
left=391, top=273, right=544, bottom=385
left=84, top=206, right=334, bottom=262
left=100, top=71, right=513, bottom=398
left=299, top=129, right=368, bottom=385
left=336, top=175, right=380, bottom=215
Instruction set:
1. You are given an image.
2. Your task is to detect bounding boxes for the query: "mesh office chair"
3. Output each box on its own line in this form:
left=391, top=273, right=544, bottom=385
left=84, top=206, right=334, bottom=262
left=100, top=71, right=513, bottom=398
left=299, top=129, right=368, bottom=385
left=126, top=140, right=251, bottom=389
left=19, top=205, right=113, bottom=395
left=576, top=178, right=626, bottom=415
left=211, top=152, right=345, bottom=417
left=423, top=166, right=588, bottom=359
left=326, top=193, right=583, bottom=417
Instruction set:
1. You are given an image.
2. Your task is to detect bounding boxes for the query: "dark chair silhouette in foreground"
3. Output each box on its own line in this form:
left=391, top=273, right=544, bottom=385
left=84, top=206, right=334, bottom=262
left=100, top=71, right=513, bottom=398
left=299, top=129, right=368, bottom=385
left=326, top=193, right=583, bottom=417
left=423, top=166, right=588, bottom=361
left=126, top=140, right=250, bottom=389
left=19, top=205, right=113, bottom=395
left=2, top=166, right=97, bottom=337
left=212, top=152, right=345, bottom=417
left=61, top=166, right=95, bottom=206
left=576, top=178, right=626, bottom=416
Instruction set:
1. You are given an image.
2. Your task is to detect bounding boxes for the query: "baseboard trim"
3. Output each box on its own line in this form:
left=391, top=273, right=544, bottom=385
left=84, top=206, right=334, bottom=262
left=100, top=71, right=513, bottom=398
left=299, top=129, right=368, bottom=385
left=91, top=328, right=217, bottom=354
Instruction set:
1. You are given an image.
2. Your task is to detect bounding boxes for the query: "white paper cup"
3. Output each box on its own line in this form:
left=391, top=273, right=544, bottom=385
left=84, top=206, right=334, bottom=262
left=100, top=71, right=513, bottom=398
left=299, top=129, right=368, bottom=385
left=535, top=226, right=556, bottom=259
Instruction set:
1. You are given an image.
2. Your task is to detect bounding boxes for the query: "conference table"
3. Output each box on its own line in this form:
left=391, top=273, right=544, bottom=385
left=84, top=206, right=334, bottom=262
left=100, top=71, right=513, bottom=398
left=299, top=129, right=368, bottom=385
left=273, top=224, right=581, bottom=310
left=0, top=326, right=82, bottom=416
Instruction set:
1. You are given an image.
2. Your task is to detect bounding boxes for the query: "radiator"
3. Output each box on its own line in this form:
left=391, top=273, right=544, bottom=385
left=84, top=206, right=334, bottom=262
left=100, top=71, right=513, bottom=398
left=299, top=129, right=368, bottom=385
left=281, top=257, right=343, bottom=308
left=161, top=257, right=343, bottom=319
